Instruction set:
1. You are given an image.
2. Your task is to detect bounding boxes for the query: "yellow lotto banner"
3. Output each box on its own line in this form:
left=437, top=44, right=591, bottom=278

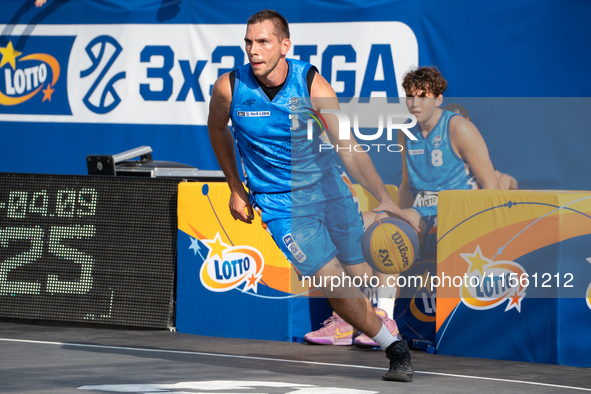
left=177, top=182, right=397, bottom=297
left=175, top=181, right=398, bottom=342
left=436, top=189, right=591, bottom=366
left=177, top=182, right=296, bottom=295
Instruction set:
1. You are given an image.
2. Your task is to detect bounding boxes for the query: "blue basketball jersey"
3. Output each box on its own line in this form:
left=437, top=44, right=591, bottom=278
left=230, top=58, right=334, bottom=193
left=405, top=109, right=477, bottom=207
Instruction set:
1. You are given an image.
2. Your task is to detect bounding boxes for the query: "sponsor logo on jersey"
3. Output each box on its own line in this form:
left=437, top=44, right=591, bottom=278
left=199, top=233, right=264, bottom=293
left=460, top=246, right=527, bottom=312
left=413, top=191, right=438, bottom=208
left=237, top=110, right=270, bottom=117
left=432, top=134, right=442, bottom=149
left=408, top=149, right=424, bottom=155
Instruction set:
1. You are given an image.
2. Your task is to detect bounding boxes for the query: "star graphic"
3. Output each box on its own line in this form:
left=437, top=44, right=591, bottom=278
left=189, top=237, right=200, bottom=255
left=0, top=41, right=22, bottom=70
left=460, top=246, right=490, bottom=276
left=504, top=289, right=525, bottom=312
left=42, top=83, right=55, bottom=102
left=509, top=291, right=521, bottom=306
left=242, top=271, right=263, bottom=293
left=189, top=236, right=207, bottom=261
left=201, top=232, right=229, bottom=261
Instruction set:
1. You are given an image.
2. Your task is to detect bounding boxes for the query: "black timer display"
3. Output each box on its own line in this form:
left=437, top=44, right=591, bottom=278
left=0, top=173, right=178, bottom=328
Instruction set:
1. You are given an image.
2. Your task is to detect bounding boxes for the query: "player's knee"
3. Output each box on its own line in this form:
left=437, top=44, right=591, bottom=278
left=342, top=262, right=372, bottom=279
left=312, top=259, right=364, bottom=298
left=402, top=208, right=421, bottom=229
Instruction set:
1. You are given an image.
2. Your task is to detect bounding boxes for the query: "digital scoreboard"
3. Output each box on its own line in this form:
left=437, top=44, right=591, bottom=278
left=0, top=173, right=178, bottom=328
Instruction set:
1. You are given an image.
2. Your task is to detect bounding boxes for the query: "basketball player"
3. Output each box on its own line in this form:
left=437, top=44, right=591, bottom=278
left=207, top=9, right=416, bottom=382
left=350, top=68, right=502, bottom=346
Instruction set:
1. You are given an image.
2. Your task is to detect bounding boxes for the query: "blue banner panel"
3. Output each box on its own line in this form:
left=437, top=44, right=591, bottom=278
left=176, top=228, right=292, bottom=341
left=1, top=1, right=590, bottom=191
left=394, top=260, right=437, bottom=342
left=437, top=299, right=558, bottom=364
left=0, top=122, right=217, bottom=175
left=437, top=190, right=591, bottom=367
left=176, top=183, right=333, bottom=342
left=176, top=228, right=333, bottom=342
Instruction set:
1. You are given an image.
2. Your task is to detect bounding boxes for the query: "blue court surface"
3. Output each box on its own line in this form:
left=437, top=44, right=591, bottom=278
left=1, top=320, right=590, bottom=394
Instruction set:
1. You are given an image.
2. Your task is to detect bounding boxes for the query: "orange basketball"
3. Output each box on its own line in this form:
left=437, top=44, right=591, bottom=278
left=361, top=217, right=419, bottom=274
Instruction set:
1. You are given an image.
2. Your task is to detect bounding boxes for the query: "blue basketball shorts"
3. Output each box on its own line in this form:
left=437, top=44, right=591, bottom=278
left=411, top=205, right=438, bottom=262
left=250, top=167, right=365, bottom=277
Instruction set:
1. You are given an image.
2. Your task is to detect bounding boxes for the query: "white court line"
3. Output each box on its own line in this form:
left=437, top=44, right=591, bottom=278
left=1, top=337, right=590, bottom=392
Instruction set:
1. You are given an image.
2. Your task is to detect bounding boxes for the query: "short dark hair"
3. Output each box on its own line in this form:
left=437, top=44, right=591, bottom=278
left=402, top=66, right=447, bottom=97
left=247, top=9, right=290, bottom=41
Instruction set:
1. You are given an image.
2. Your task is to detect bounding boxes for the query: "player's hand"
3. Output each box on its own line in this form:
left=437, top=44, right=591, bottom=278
left=35, top=0, right=47, bottom=7
left=373, top=200, right=420, bottom=234
left=229, top=187, right=254, bottom=224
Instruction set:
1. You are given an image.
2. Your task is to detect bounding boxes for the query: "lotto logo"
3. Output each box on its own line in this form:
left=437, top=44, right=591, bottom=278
left=199, top=233, right=264, bottom=293
left=0, top=37, right=74, bottom=115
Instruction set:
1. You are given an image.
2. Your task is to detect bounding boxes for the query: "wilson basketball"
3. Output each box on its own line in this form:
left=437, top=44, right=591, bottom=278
left=362, top=217, right=419, bottom=274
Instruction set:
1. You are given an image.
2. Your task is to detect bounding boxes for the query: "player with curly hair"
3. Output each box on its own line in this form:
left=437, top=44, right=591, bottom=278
left=357, top=67, right=501, bottom=341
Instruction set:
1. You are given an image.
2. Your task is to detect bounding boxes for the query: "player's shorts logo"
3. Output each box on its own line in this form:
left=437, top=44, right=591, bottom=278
left=460, top=246, right=527, bottom=312
left=282, top=234, right=307, bottom=263
left=199, top=233, right=264, bottom=293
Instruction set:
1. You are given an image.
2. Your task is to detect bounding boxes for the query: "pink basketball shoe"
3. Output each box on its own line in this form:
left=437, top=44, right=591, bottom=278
left=304, top=312, right=356, bottom=345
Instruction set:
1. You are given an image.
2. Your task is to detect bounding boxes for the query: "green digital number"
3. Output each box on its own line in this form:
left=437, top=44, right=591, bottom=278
left=0, top=226, right=44, bottom=295
left=47, top=225, right=96, bottom=294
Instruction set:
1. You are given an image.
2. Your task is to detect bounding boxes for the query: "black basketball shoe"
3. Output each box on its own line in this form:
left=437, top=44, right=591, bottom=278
left=383, top=340, right=414, bottom=382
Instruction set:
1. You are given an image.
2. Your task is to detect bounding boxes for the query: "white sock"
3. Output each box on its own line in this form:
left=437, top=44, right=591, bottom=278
left=375, top=285, right=397, bottom=319
left=371, top=322, right=399, bottom=350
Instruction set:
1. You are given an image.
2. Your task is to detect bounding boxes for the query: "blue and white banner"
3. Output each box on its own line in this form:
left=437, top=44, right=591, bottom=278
left=0, top=0, right=590, bottom=190
left=0, top=22, right=417, bottom=125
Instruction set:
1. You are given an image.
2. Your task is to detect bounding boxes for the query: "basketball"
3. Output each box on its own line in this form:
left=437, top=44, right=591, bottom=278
left=362, top=217, right=419, bottom=274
